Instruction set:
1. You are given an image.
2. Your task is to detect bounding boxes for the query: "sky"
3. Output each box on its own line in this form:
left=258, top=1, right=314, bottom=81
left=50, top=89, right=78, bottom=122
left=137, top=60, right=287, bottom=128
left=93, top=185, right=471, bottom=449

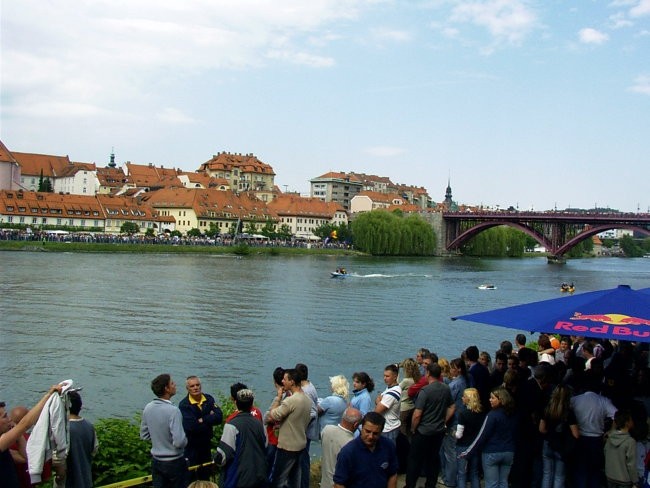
left=1, top=1, right=649, bottom=212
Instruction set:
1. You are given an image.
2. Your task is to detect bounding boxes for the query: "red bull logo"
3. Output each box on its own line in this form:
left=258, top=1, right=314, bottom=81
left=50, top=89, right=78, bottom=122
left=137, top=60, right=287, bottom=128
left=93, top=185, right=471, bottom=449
left=572, top=312, right=650, bottom=326
left=554, top=312, right=650, bottom=338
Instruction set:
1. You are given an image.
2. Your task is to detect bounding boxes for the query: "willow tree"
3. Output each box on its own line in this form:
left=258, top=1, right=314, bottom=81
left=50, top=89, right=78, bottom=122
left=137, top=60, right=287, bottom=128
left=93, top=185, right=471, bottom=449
left=351, top=210, right=436, bottom=256
left=462, top=226, right=526, bottom=257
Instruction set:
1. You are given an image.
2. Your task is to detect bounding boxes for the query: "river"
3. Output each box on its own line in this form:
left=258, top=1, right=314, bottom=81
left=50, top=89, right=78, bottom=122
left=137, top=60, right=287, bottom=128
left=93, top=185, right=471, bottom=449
left=1, top=251, right=648, bottom=421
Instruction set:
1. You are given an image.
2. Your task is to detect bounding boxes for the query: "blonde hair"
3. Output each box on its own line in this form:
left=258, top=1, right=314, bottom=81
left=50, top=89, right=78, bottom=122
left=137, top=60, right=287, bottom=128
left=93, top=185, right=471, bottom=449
left=438, top=357, right=451, bottom=378
left=401, top=358, right=421, bottom=382
left=330, top=374, right=349, bottom=398
left=463, top=388, right=482, bottom=413
left=188, top=482, right=219, bottom=488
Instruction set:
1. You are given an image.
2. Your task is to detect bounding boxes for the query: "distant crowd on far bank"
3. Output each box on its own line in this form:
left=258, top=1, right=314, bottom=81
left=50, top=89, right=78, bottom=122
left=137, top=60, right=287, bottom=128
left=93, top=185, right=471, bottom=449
left=0, top=228, right=351, bottom=250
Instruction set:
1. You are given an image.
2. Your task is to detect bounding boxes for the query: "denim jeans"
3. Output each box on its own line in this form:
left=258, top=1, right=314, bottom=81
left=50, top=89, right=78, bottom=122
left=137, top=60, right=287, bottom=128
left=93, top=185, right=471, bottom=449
left=482, top=451, right=514, bottom=488
left=574, top=436, right=605, bottom=488
left=382, top=427, right=399, bottom=444
left=542, top=440, right=566, bottom=488
left=272, top=448, right=301, bottom=488
left=441, top=428, right=457, bottom=486
left=151, top=457, right=188, bottom=488
left=456, top=446, right=480, bottom=488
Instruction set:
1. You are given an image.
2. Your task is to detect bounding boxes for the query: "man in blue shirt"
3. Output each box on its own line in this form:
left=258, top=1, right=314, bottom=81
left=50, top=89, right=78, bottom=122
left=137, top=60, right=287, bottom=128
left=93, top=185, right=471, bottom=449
left=141, top=374, right=188, bottom=488
left=333, top=412, right=398, bottom=488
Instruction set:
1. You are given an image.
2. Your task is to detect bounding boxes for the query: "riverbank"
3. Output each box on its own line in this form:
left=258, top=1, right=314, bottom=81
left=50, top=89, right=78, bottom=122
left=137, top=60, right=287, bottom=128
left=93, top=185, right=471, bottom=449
left=0, top=240, right=364, bottom=256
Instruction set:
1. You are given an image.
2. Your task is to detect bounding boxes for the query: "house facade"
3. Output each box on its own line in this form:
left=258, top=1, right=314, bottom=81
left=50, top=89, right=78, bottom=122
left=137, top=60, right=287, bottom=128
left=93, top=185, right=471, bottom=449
left=198, top=152, right=276, bottom=202
left=310, top=172, right=363, bottom=211
left=267, top=194, right=348, bottom=239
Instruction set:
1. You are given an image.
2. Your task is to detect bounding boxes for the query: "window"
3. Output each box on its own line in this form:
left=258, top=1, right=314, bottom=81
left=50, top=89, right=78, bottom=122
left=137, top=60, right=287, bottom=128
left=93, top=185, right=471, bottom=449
left=19, top=216, right=25, bottom=223
left=42, top=218, right=47, bottom=224
left=94, top=220, right=99, bottom=227
left=18, top=207, right=26, bottom=212
left=6, top=206, right=13, bottom=211
left=80, top=220, right=85, bottom=226
left=7, top=216, right=13, bottom=223
left=68, top=219, right=74, bottom=226
left=32, top=217, right=37, bottom=224
left=31, top=207, right=38, bottom=212
left=57, top=218, right=62, bottom=225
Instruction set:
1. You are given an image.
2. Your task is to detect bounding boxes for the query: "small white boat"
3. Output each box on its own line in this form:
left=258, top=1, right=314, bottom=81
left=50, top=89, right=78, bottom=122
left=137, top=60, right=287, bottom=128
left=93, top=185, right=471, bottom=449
left=331, top=268, right=348, bottom=278
left=478, top=284, right=497, bottom=290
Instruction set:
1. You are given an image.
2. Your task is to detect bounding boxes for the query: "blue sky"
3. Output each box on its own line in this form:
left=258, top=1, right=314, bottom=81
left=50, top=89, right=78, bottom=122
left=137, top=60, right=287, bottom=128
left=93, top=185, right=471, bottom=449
left=1, top=0, right=649, bottom=211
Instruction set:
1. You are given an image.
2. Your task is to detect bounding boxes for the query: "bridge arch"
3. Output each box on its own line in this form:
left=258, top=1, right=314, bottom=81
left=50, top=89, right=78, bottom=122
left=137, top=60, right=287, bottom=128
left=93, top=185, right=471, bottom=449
left=555, top=224, right=650, bottom=256
left=447, top=221, right=552, bottom=251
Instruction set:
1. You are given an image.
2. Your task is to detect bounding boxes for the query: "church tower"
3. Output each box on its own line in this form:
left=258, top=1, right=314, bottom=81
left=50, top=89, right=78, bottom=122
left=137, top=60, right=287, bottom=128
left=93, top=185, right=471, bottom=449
left=444, top=177, right=453, bottom=209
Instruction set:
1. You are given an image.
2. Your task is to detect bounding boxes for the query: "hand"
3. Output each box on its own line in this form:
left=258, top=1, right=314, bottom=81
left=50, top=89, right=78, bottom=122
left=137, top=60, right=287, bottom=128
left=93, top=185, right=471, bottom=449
left=48, top=384, right=63, bottom=395
left=53, top=463, right=67, bottom=480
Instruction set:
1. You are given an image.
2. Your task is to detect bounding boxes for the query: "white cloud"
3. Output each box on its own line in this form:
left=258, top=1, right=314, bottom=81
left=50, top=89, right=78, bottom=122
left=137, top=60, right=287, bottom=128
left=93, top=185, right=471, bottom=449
left=0, top=0, right=364, bottom=121
left=267, top=50, right=336, bottom=68
left=608, top=12, right=633, bottom=28
left=630, top=0, right=650, bottom=17
left=578, top=28, right=610, bottom=44
left=364, top=146, right=406, bottom=157
left=157, top=108, right=197, bottom=125
left=629, top=74, right=650, bottom=94
left=449, top=0, right=538, bottom=45
left=370, top=27, right=413, bottom=43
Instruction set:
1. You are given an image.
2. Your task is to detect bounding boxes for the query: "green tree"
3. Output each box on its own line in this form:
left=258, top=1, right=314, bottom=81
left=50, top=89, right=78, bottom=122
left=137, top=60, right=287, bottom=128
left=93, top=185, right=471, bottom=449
left=170, top=230, right=182, bottom=238
left=351, top=210, right=435, bottom=256
left=244, top=221, right=258, bottom=234
left=187, top=227, right=202, bottom=237
left=37, top=170, right=53, bottom=192
left=206, top=222, right=220, bottom=238
left=260, top=220, right=276, bottom=238
left=620, top=235, right=644, bottom=257
left=120, top=221, right=140, bottom=235
left=145, top=228, right=155, bottom=237
left=277, top=224, right=292, bottom=240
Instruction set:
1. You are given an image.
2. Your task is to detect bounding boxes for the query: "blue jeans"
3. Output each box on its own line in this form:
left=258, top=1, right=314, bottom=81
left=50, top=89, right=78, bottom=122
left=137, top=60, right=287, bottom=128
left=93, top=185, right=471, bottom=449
left=542, top=440, right=566, bottom=488
left=272, top=448, right=301, bottom=488
left=457, top=446, right=480, bottom=488
left=482, top=451, right=514, bottom=488
left=382, top=427, right=399, bottom=444
left=151, top=457, right=188, bottom=488
left=441, top=428, right=457, bottom=487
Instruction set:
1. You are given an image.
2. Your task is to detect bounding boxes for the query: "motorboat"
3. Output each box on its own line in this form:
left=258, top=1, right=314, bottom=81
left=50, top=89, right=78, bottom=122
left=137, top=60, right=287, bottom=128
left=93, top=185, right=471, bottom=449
left=331, top=268, right=348, bottom=278
left=477, top=284, right=497, bottom=290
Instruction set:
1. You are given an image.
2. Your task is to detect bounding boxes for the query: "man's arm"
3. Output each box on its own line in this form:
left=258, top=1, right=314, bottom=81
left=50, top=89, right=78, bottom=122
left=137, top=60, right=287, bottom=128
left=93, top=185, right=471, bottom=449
left=445, top=404, right=456, bottom=425
left=170, top=410, right=188, bottom=449
left=333, top=484, right=345, bottom=488
left=204, top=395, right=223, bottom=427
left=387, top=473, right=397, bottom=488
left=411, top=408, right=422, bottom=433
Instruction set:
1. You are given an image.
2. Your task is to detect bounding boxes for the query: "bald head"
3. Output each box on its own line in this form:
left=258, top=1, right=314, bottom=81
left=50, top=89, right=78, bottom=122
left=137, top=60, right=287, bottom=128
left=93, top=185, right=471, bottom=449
left=10, top=406, right=29, bottom=424
left=340, top=407, right=362, bottom=431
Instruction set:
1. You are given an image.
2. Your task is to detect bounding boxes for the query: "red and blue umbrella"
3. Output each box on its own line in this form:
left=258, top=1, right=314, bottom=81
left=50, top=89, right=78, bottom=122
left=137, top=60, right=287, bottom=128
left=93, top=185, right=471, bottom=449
left=452, top=285, right=650, bottom=342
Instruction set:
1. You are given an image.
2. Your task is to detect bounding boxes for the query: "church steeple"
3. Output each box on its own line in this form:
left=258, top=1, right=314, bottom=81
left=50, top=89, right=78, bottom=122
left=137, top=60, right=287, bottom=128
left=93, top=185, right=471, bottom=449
left=108, top=147, right=116, bottom=168
left=444, top=176, right=453, bottom=209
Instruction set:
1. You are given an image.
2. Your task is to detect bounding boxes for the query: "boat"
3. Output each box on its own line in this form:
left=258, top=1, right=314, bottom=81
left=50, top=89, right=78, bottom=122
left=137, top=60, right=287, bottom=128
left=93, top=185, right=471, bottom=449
left=560, top=282, right=575, bottom=293
left=331, top=267, right=348, bottom=278
left=478, top=284, right=497, bottom=290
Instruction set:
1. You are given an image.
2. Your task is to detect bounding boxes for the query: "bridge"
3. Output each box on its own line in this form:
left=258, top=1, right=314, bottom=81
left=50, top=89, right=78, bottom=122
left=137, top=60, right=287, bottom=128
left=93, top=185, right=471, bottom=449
left=441, top=211, right=650, bottom=260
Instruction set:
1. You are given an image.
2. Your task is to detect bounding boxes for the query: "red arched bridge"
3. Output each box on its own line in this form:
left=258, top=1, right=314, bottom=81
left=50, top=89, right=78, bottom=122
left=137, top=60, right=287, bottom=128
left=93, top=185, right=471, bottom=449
left=442, top=211, right=650, bottom=259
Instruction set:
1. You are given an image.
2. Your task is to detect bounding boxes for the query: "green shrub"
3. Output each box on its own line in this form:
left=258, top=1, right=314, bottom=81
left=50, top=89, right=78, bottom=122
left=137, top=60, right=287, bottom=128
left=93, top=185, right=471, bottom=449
left=92, top=415, right=151, bottom=485
left=232, top=243, right=251, bottom=255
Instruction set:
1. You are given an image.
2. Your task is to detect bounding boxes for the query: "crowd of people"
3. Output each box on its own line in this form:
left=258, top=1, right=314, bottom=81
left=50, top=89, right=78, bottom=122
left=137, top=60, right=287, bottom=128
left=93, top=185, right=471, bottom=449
left=2, top=334, right=650, bottom=488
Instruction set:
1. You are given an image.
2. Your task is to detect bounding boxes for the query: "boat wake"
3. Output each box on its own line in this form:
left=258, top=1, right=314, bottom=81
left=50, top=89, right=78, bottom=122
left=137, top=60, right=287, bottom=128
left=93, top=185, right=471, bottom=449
left=351, top=273, right=432, bottom=279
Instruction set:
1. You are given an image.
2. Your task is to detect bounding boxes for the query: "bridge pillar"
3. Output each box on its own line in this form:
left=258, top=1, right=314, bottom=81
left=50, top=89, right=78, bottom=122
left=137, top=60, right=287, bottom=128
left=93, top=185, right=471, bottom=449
left=421, top=212, right=457, bottom=256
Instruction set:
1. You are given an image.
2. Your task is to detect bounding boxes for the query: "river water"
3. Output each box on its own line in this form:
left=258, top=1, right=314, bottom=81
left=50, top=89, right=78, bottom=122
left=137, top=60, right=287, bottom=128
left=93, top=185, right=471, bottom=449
left=1, top=251, right=648, bottom=421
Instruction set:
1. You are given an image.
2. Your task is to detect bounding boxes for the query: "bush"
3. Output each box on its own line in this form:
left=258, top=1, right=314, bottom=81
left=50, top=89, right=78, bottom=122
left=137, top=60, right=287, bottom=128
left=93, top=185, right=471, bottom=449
left=92, top=415, right=151, bottom=485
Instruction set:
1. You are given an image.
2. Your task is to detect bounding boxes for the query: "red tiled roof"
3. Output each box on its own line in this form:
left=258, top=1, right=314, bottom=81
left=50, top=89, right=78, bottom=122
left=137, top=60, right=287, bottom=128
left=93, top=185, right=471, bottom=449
left=12, top=151, right=72, bottom=177
left=267, top=194, right=346, bottom=218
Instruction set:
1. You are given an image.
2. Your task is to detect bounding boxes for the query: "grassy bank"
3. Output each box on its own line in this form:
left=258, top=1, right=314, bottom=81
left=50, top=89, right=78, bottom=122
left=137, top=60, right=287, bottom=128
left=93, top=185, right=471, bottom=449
left=0, top=240, right=363, bottom=256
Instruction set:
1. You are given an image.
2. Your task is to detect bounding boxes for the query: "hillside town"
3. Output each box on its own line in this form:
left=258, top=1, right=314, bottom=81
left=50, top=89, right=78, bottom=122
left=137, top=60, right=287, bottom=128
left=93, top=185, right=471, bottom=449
left=0, top=139, right=464, bottom=240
